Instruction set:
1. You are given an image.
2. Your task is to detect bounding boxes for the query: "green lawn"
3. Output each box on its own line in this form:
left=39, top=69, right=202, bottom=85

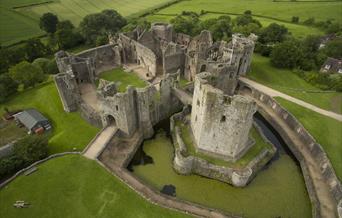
left=275, top=97, right=342, bottom=180
left=0, top=155, right=189, bottom=218
left=132, top=131, right=311, bottom=218
left=248, top=54, right=342, bottom=114
left=0, top=80, right=99, bottom=154
left=99, top=68, right=148, bottom=92
left=157, top=0, right=342, bottom=23
left=0, top=0, right=172, bottom=46
left=176, top=120, right=273, bottom=168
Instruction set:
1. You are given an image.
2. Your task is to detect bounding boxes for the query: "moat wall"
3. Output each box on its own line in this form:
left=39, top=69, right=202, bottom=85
left=238, top=81, right=342, bottom=217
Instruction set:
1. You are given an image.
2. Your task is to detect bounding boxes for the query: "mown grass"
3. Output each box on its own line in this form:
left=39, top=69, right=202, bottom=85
left=0, top=80, right=99, bottom=154
left=99, top=68, right=147, bottom=92
left=0, top=155, right=189, bottom=218
left=176, top=120, right=273, bottom=168
left=157, top=0, right=342, bottom=22
left=275, top=97, right=342, bottom=180
left=132, top=131, right=311, bottom=218
left=248, top=54, right=342, bottom=113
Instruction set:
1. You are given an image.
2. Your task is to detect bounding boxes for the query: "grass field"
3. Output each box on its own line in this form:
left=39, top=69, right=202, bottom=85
left=146, top=13, right=324, bottom=38
left=0, top=155, right=189, bottom=218
left=0, top=80, right=99, bottom=154
left=248, top=54, right=342, bottom=113
left=132, top=131, right=311, bottom=218
left=99, top=68, right=147, bottom=92
left=157, top=0, right=342, bottom=23
left=275, top=97, right=342, bottom=180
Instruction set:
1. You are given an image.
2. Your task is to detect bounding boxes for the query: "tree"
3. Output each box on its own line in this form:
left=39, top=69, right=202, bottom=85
left=46, top=59, right=59, bottom=74
left=303, top=17, right=315, bottom=26
left=0, top=73, right=18, bottom=103
left=234, top=14, right=261, bottom=27
left=9, top=61, right=46, bottom=88
left=13, top=135, right=49, bottom=164
left=24, top=38, right=49, bottom=62
left=200, top=16, right=232, bottom=40
left=121, top=19, right=151, bottom=32
left=270, top=39, right=304, bottom=68
left=258, top=23, right=288, bottom=44
left=322, top=38, right=342, bottom=59
left=56, top=20, right=83, bottom=49
left=170, top=15, right=200, bottom=36
left=233, top=23, right=261, bottom=36
left=33, top=58, right=50, bottom=73
left=80, top=10, right=127, bottom=45
left=39, top=13, right=59, bottom=34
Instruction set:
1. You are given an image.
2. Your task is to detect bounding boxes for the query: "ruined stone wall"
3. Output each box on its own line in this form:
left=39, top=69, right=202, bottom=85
left=151, top=23, right=174, bottom=42
left=76, top=44, right=120, bottom=75
left=191, top=73, right=257, bottom=161
left=54, top=73, right=80, bottom=112
left=99, top=86, right=138, bottom=136
left=231, top=34, right=256, bottom=76
left=79, top=99, right=102, bottom=128
left=162, top=42, right=185, bottom=75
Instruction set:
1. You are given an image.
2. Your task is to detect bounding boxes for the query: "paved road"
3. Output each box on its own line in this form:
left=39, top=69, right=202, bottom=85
left=83, top=126, right=117, bottom=159
left=240, top=77, right=342, bottom=122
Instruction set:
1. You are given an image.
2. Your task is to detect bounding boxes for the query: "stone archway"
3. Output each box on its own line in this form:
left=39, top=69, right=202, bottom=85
left=200, top=64, right=206, bottom=72
left=241, top=86, right=253, bottom=95
left=105, top=114, right=116, bottom=126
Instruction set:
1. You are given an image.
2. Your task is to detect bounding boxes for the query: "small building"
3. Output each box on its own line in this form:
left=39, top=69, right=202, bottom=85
left=319, top=34, right=336, bottom=49
left=320, top=57, right=342, bottom=74
left=14, top=109, right=51, bottom=134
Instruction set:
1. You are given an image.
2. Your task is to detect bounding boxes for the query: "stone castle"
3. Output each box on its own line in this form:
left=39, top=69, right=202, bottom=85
left=54, top=23, right=266, bottom=186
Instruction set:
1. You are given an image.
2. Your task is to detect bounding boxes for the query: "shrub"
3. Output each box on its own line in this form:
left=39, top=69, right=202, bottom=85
left=291, top=16, right=299, bottom=23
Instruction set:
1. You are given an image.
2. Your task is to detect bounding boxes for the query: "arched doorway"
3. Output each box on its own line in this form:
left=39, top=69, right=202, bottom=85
left=200, top=64, right=206, bottom=72
left=105, top=115, right=116, bottom=126
left=241, top=86, right=253, bottom=95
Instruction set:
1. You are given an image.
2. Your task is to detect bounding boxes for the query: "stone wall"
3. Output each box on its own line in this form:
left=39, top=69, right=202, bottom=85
left=162, top=42, right=185, bottom=75
left=238, top=81, right=342, bottom=217
left=76, top=44, right=121, bottom=75
left=79, top=99, right=102, bottom=128
left=54, top=73, right=80, bottom=112
left=191, top=72, right=257, bottom=161
left=171, top=107, right=276, bottom=187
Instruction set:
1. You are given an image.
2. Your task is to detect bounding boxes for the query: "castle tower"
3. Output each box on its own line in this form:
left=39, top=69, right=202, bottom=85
left=190, top=72, right=257, bottom=161
left=230, top=33, right=257, bottom=76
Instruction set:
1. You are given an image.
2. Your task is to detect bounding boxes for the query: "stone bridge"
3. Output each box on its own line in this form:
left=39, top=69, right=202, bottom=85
left=172, top=87, right=193, bottom=105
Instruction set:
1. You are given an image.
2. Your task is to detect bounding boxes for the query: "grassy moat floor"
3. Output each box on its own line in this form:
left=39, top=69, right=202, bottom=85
left=132, top=131, right=311, bottom=218
left=0, top=155, right=189, bottom=218
left=98, top=68, right=148, bottom=92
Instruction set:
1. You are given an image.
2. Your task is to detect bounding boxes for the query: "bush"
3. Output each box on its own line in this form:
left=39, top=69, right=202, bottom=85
left=270, top=39, right=303, bottom=68
left=9, top=61, right=47, bottom=88
left=46, top=59, right=58, bottom=74
left=33, top=58, right=50, bottom=73
left=291, top=16, right=299, bottom=23
left=303, top=17, right=315, bottom=26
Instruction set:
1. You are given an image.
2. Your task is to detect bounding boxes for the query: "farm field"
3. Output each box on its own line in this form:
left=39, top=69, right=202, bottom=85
left=248, top=54, right=342, bottom=114
left=0, top=80, right=99, bottom=154
left=156, top=0, right=342, bottom=23
left=275, top=97, right=342, bottom=180
left=0, top=0, right=172, bottom=46
left=0, top=155, right=189, bottom=218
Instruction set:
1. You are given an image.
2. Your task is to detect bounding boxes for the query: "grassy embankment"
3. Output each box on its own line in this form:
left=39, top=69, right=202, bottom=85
left=0, top=80, right=99, bottom=154
left=98, top=68, right=148, bottom=92
left=249, top=54, right=342, bottom=114
left=275, top=97, right=342, bottom=180
left=132, top=131, right=311, bottom=218
left=0, top=155, right=189, bottom=218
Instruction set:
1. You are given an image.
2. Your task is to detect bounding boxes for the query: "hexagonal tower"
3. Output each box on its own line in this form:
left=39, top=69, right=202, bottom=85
left=190, top=72, right=257, bottom=161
